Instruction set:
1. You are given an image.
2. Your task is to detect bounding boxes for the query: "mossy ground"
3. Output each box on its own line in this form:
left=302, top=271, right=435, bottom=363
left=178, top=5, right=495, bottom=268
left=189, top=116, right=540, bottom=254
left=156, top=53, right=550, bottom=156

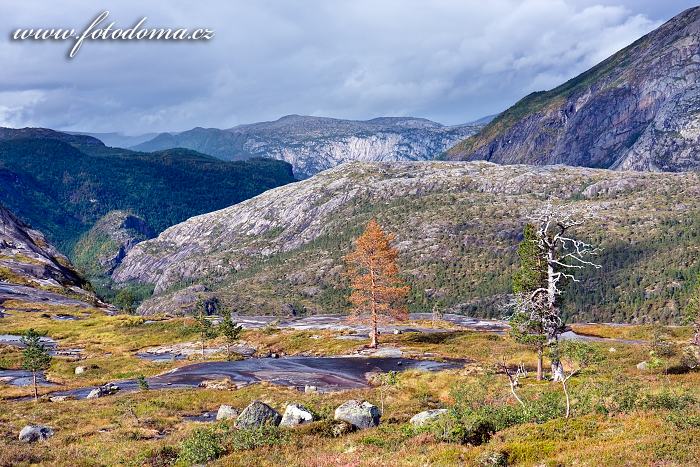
left=1, top=306, right=700, bottom=466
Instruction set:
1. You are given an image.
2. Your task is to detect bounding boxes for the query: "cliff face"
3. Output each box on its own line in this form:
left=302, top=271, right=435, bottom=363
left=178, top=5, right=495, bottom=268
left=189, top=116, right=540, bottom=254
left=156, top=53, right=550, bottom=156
left=0, top=204, right=99, bottom=308
left=113, top=161, right=700, bottom=323
left=134, top=115, right=483, bottom=178
left=447, top=7, right=700, bottom=172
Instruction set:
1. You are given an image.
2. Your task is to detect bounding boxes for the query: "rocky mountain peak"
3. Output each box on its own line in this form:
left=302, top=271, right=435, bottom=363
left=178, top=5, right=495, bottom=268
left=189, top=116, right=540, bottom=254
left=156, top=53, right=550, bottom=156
left=447, top=6, right=700, bottom=172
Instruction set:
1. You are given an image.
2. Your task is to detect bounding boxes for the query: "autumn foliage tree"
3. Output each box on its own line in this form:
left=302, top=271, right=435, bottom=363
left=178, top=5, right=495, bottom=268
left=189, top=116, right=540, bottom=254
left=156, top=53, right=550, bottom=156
left=345, top=220, right=410, bottom=348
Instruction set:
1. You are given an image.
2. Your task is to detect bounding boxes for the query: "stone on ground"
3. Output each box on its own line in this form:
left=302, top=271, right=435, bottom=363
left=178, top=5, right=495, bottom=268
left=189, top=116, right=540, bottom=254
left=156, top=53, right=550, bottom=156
left=235, top=400, right=282, bottom=429
left=216, top=405, right=239, bottom=420
left=410, top=409, right=448, bottom=426
left=280, top=403, right=315, bottom=427
left=19, top=425, right=54, bottom=443
left=334, top=400, right=380, bottom=429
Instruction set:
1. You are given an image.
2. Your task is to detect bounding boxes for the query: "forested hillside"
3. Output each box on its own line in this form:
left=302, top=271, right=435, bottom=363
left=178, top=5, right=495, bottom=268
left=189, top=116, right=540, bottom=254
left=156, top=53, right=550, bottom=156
left=113, top=161, right=700, bottom=324
left=0, top=137, right=296, bottom=252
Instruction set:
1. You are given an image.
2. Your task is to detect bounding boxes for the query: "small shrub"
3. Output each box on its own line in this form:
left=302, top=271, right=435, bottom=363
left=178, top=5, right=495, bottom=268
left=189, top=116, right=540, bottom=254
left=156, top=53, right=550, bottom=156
left=137, top=374, right=150, bottom=391
left=636, top=391, right=696, bottom=411
left=177, top=427, right=224, bottom=465
left=225, top=425, right=289, bottom=451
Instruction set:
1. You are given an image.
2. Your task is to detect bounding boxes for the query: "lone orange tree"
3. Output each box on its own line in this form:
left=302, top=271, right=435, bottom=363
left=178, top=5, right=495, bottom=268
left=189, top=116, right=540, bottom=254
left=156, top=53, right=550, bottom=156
left=345, top=219, right=410, bottom=348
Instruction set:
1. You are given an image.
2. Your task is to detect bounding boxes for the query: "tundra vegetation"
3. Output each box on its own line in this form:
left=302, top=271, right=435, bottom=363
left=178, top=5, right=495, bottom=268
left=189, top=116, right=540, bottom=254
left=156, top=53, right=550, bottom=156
left=1, top=212, right=700, bottom=466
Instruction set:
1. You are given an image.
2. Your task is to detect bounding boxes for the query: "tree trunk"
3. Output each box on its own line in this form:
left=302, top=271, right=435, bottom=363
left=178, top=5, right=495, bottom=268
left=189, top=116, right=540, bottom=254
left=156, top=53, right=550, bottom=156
left=33, top=372, right=38, bottom=401
left=369, top=263, right=378, bottom=349
left=370, top=317, right=378, bottom=348
left=562, top=378, right=571, bottom=418
left=536, top=345, right=544, bottom=381
left=551, top=360, right=565, bottom=382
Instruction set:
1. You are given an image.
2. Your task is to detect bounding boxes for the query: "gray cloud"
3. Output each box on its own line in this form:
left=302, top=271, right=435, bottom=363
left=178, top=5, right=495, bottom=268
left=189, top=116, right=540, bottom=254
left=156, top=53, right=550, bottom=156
left=0, top=0, right=695, bottom=133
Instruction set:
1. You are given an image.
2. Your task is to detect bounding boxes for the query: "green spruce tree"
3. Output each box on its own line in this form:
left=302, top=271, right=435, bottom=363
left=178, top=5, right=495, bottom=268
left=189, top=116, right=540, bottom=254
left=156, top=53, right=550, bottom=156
left=219, top=314, right=243, bottom=361
left=510, top=223, right=548, bottom=380
left=21, top=328, right=52, bottom=401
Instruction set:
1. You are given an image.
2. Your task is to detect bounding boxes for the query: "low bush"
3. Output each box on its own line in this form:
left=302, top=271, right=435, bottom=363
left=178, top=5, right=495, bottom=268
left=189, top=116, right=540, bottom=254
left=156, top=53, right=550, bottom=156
left=225, top=425, right=289, bottom=452
left=177, top=427, right=224, bottom=465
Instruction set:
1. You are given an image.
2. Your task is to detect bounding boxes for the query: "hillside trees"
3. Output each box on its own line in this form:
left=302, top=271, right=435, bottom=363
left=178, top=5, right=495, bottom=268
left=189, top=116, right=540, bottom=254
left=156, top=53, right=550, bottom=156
left=345, top=219, right=410, bottom=348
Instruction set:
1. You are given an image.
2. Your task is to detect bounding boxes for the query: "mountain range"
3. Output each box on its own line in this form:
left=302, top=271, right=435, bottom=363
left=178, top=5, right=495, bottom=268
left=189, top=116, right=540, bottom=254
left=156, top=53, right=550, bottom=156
left=447, top=6, right=700, bottom=172
left=132, top=115, right=484, bottom=178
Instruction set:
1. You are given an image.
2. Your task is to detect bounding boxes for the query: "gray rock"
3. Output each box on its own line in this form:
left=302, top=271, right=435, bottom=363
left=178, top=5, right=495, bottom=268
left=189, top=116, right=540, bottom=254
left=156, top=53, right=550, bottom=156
left=235, top=401, right=282, bottom=429
left=304, top=385, right=318, bottom=393
left=74, top=366, right=86, bottom=375
left=636, top=361, right=649, bottom=370
left=280, top=403, right=315, bottom=427
left=49, top=395, right=72, bottom=402
left=410, top=409, right=448, bottom=426
left=216, top=405, right=239, bottom=420
left=19, top=425, right=54, bottom=443
left=86, top=382, right=120, bottom=399
left=334, top=400, right=380, bottom=429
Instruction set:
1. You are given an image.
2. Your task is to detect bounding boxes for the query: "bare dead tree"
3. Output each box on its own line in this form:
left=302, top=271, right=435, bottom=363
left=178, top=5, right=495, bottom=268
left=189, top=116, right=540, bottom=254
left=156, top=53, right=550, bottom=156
left=497, top=358, right=527, bottom=408
left=527, top=204, right=601, bottom=381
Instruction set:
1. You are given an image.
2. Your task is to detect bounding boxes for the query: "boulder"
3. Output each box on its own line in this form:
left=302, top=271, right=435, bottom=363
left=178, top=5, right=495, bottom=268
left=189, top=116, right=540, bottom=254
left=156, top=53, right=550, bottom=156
left=280, top=403, right=315, bottom=427
left=74, top=366, right=86, bottom=375
left=86, top=382, right=120, bottom=399
left=216, top=405, right=239, bottom=420
left=410, top=409, right=448, bottom=426
left=235, top=401, right=282, bottom=429
left=18, top=425, right=54, bottom=443
left=334, top=400, right=380, bottom=429
left=304, top=385, right=318, bottom=394
left=636, top=361, right=649, bottom=371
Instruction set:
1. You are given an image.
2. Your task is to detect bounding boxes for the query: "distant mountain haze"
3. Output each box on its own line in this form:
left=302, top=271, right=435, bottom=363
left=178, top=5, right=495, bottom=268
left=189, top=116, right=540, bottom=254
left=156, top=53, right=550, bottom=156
left=133, top=115, right=485, bottom=178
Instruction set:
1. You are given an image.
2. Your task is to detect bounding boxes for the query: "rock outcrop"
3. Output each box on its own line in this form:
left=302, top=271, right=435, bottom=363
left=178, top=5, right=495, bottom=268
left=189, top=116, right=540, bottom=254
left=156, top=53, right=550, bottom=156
left=447, top=7, right=700, bottom=173
left=0, top=204, right=99, bottom=309
left=86, top=383, right=120, bottom=399
left=134, top=115, right=483, bottom=178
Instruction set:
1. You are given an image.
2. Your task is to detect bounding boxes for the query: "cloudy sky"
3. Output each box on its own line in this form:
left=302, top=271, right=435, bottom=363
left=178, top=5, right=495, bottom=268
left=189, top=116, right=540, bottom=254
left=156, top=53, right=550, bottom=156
left=0, top=0, right=696, bottom=133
